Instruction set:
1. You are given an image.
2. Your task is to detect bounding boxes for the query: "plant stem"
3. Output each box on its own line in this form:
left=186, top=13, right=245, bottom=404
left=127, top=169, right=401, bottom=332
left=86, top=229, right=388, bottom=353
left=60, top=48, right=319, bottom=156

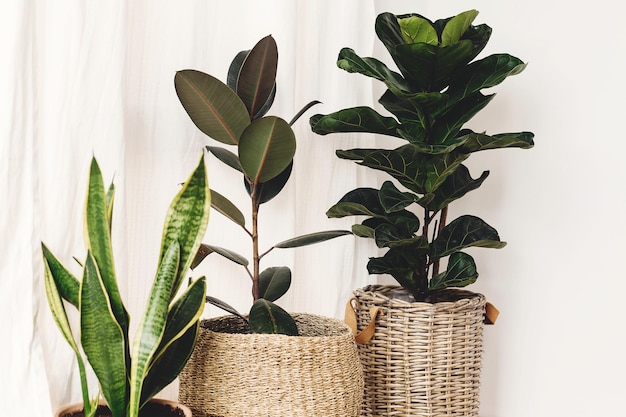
left=251, top=186, right=260, bottom=301
left=431, top=206, right=448, bottom=277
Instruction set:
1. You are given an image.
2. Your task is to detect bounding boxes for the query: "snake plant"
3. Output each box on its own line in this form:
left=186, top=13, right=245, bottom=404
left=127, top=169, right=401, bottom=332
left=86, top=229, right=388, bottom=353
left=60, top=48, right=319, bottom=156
left=42, top=154, right=210, bottom=417
left=175, top=35, right=350, bottom=335
left=310, top=10, right=534, bottom=302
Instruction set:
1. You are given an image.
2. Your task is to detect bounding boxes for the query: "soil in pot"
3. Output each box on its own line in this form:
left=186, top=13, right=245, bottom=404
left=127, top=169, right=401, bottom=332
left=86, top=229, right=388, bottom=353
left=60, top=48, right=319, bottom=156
left=58, top=401, right=187, bottom=417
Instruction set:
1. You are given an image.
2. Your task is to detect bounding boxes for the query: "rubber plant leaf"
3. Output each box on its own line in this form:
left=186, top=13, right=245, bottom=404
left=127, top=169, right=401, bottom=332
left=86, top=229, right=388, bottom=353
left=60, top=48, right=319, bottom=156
left=205, top=296, right=248, bottom=322
left=206, top=146, right=243, bottom=173
left=159, top=154, right=210, bottom=298
left=42, top=251, right=94, bottom=416
left=238, top=116, right=296, bottom=184
left=249, top=299, right=298, bottom=336
left=274, top=230, right=352, bottom=248
left=141, top=277, right=206, bottom=404
left=430, top=215, right=506, bottom=259
left=227, top=48, right=277, bottom=120
left=245, top=161, right=292, bottom=205
left=310, top=106, right=401, bottom=137
left=80, top=252, right=127, bottom=417
left=201, top=244, right=249, bottom=266
left=85, top=158, right=129, bottom=338
left=41, top=243, right=79, bottom=308
left=429, top=252, right=478, bottom=290
left=175, top=69, right=250, bottom=145
left=128, top=241, right=179, bottom=417
left=210, top=189, right=245, bottom=227
left=236, top=35, right=278, bottom=119
left=258, top=267, right=291, bottom=302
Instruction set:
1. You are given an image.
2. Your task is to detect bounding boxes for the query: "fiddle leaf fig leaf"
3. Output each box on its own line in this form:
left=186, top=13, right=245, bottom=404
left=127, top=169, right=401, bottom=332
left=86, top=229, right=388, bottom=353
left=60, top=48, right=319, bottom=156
left=326, top=187, right=385, bottom=218
left=397, top=15, right=438, bottom=45
left=379, top=181, right=417, bottom=213
left=352, top=223, right=375, bottom=238
left=175, top=69, right=250, bottom=145
left=310, top=107, right=401, bottom=137
left=425, top=165, right=489, bottom=211
left=374, top=223, right=425, bottom=248
left=210, top=189, right=245, bottom=227
left=441, top=9, right=478, bottom=46
left=274, top=230, right=352, bottom=248
left=206, top=146, right=243, bottom=173
left=431, top=92, right=494, bottom=144
left=237, top=35, right=278, bottom=119
left=249, top=299, right=299, bottom=336
left=431, top=215, right=506, bottom=259
left=336, top=48, right=410, bottom=94
left=429, top=252, right=478, bottom=290
left=258, top=267, right=291, bottom=302
left=238, top=116, right=296, bottom=184
left=460, top=131, right=535, bottom=153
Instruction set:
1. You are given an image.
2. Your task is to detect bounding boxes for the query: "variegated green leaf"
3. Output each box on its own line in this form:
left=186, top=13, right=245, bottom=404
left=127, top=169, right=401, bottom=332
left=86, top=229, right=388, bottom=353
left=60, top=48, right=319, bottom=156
left=41, top=243, right=79, bottom=308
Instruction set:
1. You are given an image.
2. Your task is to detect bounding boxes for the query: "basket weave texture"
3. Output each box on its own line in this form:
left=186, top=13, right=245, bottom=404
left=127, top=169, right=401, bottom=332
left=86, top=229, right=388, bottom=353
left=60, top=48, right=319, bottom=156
left=353, top=285, right=486, bottom=417
left=179, top=313, right=364, bottom=417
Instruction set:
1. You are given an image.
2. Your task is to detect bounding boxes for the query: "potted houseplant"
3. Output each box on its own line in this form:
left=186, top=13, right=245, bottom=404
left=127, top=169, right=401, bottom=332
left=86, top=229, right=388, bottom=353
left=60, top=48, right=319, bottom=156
left=174, top=35, right=362, bottom=417
left=42, top=154, right=210, bottom=417
left=310, top=9, right=534, bottom=417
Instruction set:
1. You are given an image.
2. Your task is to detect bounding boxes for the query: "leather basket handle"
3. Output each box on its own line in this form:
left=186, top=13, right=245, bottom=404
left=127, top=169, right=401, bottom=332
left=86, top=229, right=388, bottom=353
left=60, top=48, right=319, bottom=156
left=345, top=297, right=382, bottom=344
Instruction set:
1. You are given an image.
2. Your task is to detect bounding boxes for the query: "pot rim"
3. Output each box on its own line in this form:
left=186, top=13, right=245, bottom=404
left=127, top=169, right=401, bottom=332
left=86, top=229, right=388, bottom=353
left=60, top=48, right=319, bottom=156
left=53, top=398, right=192, bottom=417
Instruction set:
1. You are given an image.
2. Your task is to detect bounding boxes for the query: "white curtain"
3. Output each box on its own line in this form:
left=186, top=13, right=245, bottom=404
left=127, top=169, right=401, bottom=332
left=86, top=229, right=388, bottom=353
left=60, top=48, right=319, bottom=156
left=1, top=1, right=378, bottom=414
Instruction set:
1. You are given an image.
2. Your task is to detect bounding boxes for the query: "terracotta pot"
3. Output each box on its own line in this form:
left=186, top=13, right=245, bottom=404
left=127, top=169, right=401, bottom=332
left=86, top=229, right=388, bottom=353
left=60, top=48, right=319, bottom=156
left=54, top=398, right=192, bottom=417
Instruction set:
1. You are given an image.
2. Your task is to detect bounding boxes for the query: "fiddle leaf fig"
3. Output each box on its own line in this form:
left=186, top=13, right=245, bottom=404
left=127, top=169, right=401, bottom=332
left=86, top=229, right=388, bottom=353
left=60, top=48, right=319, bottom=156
left=311, top=9, right=534, bottom=300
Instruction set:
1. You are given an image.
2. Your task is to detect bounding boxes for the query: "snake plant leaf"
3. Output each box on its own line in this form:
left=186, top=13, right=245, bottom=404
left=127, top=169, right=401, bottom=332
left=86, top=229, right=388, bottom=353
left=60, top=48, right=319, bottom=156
left=140, top=323, right=198, bottom=407
left=80, top=252, right=127, bottom=417
left=236, top=35, right=278, bottom=119
left=431, top=215, right=506, bottom=259
left=440, top=9, right=478, bottom=47
left=205, top=295, right=248, bottom=322
left=206, top=146, right=243, bottom=173
left=310, top=107, right=401, bottom=137
left=459, top=131, right=535, bottom=153
left=128, top=241, right=179, bottom=417
left=210, top=189, right=245, bottom=227
left=245, top=161, right=292, bottom=205
left=41, top=243, right=79, bottom=308
left=274, top=230, right=352, bottom=248
left=397, top=15, right=438, bottom=44
left=249, top=299, right=298, bottom=336
left=106, top=182, right=115, bottom=233
left=175, top=69, right=250, bottom=145
left=447, top=54, right=527, bottom=102
left=238, top=116, right=296, bottom=184
left=431, top=92, right=494, bottom=145
left=202, top=244, right=249, bottom=266
left=429, top=252, right=478, bottom=290
left=159, top=154, right=210, bottom=297
left=85, top=158, right=129, bottom=338
left=43, top=250, right=93, bottom=411
left=424, top=165, right=490, bottom=211
left=326, top=187, right=385, bottom=218
left=337, top=48, right=410, bottom=94
left=379, top=181, right=418, bottom=213
left=258, top=267, right=291, bottom=302
left=140, top=277, right=206, bottom=406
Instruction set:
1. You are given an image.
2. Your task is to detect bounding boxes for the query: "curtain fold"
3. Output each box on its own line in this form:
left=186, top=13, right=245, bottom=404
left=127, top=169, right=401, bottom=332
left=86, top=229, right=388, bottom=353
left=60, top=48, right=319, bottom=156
left=1, top=1, right=378, bottom=413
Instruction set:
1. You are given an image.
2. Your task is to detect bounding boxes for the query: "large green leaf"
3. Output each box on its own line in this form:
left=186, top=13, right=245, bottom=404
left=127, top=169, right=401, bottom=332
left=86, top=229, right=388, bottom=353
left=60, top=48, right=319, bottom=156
left=85, top=158, right=129, bottom=338
left=337, top=48, right=410, bottom=94
left=141, top=277, right=206, bottom=406
left=258, top=267, right=291, bottom=302
left=374, top=223, right=424, bottom=248
left=210, top=189, right=245, bottom=227
left=425, top=165, right=489, bottom=211
left=378, top=89, right=448, bottom=125
left=205, top=296, right=247, bottom=321
left=397, top=15, right=438, bottom=44
left=159, top=154, right=210, bottom=297
left=430, top=92, right=494, bottom=144
left=238, top=116, right=296, bottom=184
left=206, top=146, right=243, bottom=173
left=80, top=252, right=127, bottom=417
left=249, top=299, right=298, bottom=336
left=227, top=50, right=249, bottom=90
left=245, top=161, right=293, bottom=205
left=310, top=107, right=400, bottom=137
left=326, top=187, right=385, bottom=218
left=459, top=131, right=535, bottom=153
left=128, top=241, right=179, bottom=417
left=274, top=230, right=352, bottom=248
left=431, top=215, right=506, bottom=259
left=175, top=69, right=250, bottom=145
left=41, top=243, right=79, bottom=308
left=105, top=182, right=115, bottom=233
left=236, top=35, right=278, bottom=119
left=202, top=244, right=249, bottom=266
left=375, top=12, right=407, bottom=57
left=379, top=181, right=417, bottom=213
left=429, top=252, right=478, bottom=290
left=440, top=10, right=478, bottom=46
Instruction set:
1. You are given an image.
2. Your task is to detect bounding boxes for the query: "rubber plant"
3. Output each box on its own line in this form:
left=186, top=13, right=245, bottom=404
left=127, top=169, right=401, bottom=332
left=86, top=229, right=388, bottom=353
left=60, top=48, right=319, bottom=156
left=42, top=154, right=210, bottom=417
left=310, top=10, right=534, bottom=302
left=175, top=35, right=350, bottom=336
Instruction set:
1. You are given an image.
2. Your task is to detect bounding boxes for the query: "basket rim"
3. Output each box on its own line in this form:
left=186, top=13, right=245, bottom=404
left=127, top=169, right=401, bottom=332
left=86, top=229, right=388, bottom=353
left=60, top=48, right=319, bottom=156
left=355, top=284, right=485, bottom=307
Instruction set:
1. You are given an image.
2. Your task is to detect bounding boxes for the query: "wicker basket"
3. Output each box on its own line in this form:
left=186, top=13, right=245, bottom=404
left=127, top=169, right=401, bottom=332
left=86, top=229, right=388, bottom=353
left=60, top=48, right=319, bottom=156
left=348, top=285, right=486, bottom=417
left=179, top=313, right=364, bottom=417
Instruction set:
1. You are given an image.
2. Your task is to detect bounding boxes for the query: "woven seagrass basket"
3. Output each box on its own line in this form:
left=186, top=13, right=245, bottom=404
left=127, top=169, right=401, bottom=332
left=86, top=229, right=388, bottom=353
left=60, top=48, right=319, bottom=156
left=348, top=285, right=486, bottom=417
left=179, top=313, right=363, bottom=417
